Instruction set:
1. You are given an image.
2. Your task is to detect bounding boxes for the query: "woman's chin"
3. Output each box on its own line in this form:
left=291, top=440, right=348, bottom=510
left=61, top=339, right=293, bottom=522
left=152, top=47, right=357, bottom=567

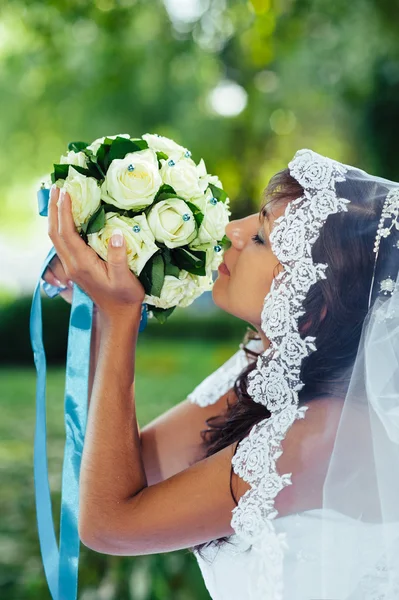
left=211, top=280, right=231, bottom=314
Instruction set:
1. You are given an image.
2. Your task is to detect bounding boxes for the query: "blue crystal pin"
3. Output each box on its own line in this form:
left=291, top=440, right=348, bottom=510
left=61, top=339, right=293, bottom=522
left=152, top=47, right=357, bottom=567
left=209, top=197, right=218, bottom=205
left=182, top=214, right=190, bottom=222
left=184, top=150, right=191, bottom=158
left=127, top=164, right=135, bottom=172
left=132, top=225, right=141, bottom=233
left=214, top=245, right=222, bottom=252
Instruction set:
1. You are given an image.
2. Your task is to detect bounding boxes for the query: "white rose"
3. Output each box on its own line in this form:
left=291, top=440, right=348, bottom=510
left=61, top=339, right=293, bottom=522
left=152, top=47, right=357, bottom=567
left=196, top=158, right=224, bottom=194
left=190, top=189, right=231, bottom=246
left=205, top=245, right=224, bottom=271
left=144, top=270, right=212, bottom=309
left=87, top=212, right=159, bottom=275
left=159, top=156, right=203, bottom=200
left=144, top=275, right=185, bottom=309
left=86, top=133, right=131, bottom=156
left=142, top=133, right=189, bottom=160
left=58, top=166, right=101, bottom=232
left=59, top=150, right=88, bottom=168
left=147, top=198, right=197, bottom=248
left=100, top=148, right=162, bottom=211
left=178, top=271, right=213, bottom=308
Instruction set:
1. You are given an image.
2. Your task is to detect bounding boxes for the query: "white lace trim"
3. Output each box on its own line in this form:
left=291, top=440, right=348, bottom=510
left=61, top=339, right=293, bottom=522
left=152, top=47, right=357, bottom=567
left=229, top=149, right=351, bottom=598
left=187, top=338, right=263, bottom=407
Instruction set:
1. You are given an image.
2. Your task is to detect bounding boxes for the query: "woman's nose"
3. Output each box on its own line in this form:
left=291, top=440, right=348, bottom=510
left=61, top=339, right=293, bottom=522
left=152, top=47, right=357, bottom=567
left=225, top=220, right=245, bottom=249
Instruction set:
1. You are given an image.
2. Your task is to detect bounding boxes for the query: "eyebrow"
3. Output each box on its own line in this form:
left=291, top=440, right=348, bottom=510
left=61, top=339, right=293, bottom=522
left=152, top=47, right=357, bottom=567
left=257, top=209, right=269, bottom=242
left=259, top=205, right=270, bottom=233
left=259, top=205, right=269, bottom=224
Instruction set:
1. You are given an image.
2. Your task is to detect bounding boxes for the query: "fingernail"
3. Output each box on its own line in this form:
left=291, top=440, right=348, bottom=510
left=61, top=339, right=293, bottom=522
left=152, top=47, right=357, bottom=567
left=68, top=280, right=74, bottom=288
left=111, top=228, right=124, bottom=247
left=54, top=278, right=63, bottom=287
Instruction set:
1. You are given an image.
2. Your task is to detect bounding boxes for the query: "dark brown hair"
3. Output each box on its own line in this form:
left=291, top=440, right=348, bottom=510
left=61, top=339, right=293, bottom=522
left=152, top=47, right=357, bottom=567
left=186, top=167, right=385, bottom=561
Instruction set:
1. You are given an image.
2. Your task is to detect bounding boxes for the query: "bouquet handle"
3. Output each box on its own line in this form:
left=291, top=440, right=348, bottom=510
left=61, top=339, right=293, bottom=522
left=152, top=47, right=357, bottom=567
left=30, top=188, right=147, bottom=599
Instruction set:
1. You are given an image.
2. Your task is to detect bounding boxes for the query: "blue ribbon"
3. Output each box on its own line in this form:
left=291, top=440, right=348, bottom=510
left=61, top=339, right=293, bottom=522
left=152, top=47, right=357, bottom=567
left=30, top=187, right=147, bottom=599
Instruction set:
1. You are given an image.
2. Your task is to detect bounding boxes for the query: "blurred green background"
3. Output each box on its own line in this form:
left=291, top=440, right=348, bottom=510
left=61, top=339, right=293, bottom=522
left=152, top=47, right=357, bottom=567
left=1, top=0, right=399, bottom=598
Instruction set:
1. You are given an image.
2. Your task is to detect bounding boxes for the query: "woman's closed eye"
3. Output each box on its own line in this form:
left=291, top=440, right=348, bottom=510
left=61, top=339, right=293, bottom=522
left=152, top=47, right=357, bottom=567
left=251, top=233, right=264, bottom=245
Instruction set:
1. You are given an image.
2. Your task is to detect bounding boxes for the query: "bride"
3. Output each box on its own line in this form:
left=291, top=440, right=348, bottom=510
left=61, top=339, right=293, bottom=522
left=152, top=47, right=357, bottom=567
left=43, top=148, right=399, bottom=599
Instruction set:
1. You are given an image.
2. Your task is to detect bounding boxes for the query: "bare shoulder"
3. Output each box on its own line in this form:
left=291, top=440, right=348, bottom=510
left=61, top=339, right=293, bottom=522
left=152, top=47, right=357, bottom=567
left=231, top=395, right=346, bottom=516
left=276, top=395, right=346, bottom=515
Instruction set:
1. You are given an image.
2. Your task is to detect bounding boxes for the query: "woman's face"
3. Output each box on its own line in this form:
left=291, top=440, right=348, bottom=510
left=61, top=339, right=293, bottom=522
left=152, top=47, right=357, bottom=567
left=212, top=203, right=286, bottom=331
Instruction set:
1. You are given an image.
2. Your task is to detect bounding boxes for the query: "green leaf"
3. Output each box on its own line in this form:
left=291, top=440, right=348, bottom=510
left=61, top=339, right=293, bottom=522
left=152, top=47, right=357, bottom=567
left=171, top=247, right=206, bottom=276
left=67, top=141, right=88, bottom=152
left=156, top=192, right=181, bottom=201
left=149, top=305, right=176, bottom=324
left=52, top=164, right=69, bottom=181
left=137, top=268, right=152, bottom=295
left=153, top=184, right=176, bottom=201
left=86, top=206, right=105, bottom=234
left=108, top=137, right=149, bottom=162
left=164, top=262, right=180, bottom=277
left=142, top=185, right=179, bottom=217
left=156, top=151, right=169, bottom=162
left=97, top=143, right=112, bottom=172
left=85, top=161, right=104, bottom=180
left=149, top=254, right=165, bottom=297
left=102, top=203, right=125, bottom=216
left=162, top=247, right=172, bottom=263
left=162, top=247, right=181, bottom=278
left=53, top=163, right=92, bottom=180
left=209, top=183, right=228, bottom=203
left=220, top=234, right=232, bottom=249
left=185, top=201, right=204, bottom=228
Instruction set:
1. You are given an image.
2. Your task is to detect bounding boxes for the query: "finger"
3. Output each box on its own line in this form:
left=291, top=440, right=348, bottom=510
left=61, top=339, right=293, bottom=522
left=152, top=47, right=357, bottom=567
left=48, top=255, right=73, bottom=288
left=42, top=267, right=73, bottom=304
left=42, top=265, right=66, bottom=288
left=58, top=288, right=73, bottom=305
left=107, top=228, right=129, bottom=284
left=48, top=184, right=69, bottom=260
left=58, top=190, right=93, bottom=257
left=58, top=190, right=105, bottom=286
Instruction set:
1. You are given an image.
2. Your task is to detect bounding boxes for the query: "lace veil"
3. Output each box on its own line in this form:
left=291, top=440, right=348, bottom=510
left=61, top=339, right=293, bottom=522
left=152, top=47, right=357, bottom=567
left=188, top=149, right=399, bottom=599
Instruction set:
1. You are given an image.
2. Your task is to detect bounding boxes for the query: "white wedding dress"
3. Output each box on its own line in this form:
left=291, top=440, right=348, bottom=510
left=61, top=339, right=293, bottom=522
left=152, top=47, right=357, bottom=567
left=187, top=339, right=399, bottom=600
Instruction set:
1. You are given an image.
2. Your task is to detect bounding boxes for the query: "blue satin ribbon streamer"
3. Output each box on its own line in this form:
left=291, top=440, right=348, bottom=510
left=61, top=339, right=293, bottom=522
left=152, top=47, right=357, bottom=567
left=30, top=187, right=148, bottom=599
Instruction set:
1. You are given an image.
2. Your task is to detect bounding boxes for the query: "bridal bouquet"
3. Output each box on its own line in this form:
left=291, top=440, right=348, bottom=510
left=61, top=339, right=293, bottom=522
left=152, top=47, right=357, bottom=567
left=46, top=132, right=231, bottom=322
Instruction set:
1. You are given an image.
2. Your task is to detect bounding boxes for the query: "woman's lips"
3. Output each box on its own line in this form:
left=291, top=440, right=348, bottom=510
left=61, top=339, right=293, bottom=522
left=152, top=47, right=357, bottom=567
left=218, top=262, right=230, bottom=275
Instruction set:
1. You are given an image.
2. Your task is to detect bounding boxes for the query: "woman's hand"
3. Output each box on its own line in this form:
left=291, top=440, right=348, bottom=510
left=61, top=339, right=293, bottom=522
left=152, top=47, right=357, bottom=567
left=48, top=185, right=145, bottom=323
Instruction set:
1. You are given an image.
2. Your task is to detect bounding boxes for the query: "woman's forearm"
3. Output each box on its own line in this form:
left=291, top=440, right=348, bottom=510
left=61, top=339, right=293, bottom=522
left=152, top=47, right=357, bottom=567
left=87, top=308, right=141, bottom=436
left=88, top=309, right=102, bottom=408
left=80, top=309, right=147, bottom=527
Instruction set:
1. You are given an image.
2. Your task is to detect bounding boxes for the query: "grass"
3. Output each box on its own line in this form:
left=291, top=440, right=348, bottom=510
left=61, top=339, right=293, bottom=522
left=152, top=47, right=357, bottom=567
left=0, top=338, right=239, bottom=600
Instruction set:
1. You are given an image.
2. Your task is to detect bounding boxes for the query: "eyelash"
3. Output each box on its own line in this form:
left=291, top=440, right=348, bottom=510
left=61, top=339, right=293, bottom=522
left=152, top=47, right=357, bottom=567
left=251, top=233, right=264, bottom=245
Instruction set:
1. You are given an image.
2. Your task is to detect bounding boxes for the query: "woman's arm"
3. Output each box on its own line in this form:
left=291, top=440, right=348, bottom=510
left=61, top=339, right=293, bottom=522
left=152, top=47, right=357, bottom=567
left=87, top=308, right=100, bottom=409
left=87, top=307, right=141, bottom=435
left=79, top=309, right=147, bottom=540
left=87, top=307, right=238, bottom=487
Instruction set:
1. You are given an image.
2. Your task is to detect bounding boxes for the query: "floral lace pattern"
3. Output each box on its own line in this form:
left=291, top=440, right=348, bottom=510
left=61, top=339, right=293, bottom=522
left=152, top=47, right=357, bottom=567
left=187, top=338, right=263, bottom=407
left=229, top=149, right=351, bottom=598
